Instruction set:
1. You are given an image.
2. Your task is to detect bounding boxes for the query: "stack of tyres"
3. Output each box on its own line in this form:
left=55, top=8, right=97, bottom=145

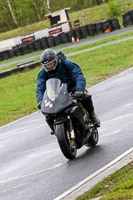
left=13, top=46, right=23, bottom=56
left=17, top=47, right=24, bottom=56
left=22, top=45, right=30, bottom=55
left=125, top=11, right=133, bottom=25
left=28, top=41, right=36, bottom=52
left=2, top=50, right=10, bottom=60
left=47, top=36, right=55, bottom=47
left=87, top=23, right=96, bottom=36
left=110, top=18, right=120, bottom=30
left=73, top=27, right=82, bottom=39
left=130, top=10, right=133, bottom=21
left=60, top=32, right=69, bottom=43
left=9, top=49, right=14, bottom=58
left=122, top=13, right=128, bottom=27
left=40, top=37, right=49, bottom=49
left=80, top=25, right=89, bottom=38
left=12, top=46, right=17, bottom=57
left=54, top=34, right=62, bottom=46
left=67, top=30, right=76, bottom=42
left=34, top=39, right=42, bottom=51
left=101, top=20, right=111, bottom=32
left=122, top=10, right=133, bottom=27
left=0, top=52, right=3, bottom=61
left=95, top=22, right=103, bottom=34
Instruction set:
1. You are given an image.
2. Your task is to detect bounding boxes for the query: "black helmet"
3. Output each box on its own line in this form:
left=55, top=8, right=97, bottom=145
left=40, top=49, right=58, bottom=72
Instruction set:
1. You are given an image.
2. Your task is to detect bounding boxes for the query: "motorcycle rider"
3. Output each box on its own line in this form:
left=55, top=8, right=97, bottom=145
left=36, top=49, right=100, bottom=130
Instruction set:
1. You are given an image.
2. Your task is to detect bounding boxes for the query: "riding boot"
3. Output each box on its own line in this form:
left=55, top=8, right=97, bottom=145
left=90, top=112, right=100, bottom=127
left=82, top=93, right=100, bottom=127
left=87, top=95, right=100, bottom=127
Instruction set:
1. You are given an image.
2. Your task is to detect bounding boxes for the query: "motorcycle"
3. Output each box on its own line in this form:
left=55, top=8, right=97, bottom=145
left=41, top=78, right=99, bottom=159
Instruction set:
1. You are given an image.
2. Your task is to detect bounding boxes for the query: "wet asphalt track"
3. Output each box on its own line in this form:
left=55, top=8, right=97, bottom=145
left=0, top=67, right=133, bottom=199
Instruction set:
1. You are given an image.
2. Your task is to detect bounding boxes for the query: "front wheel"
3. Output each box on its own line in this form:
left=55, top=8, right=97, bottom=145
left=55, top=123, right=77, bottom=159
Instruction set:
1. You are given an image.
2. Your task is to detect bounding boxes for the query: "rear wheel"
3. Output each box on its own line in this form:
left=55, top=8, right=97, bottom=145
left=86, top=128, right=99, bottom=147
left=89, top=128, right=99, bottom=146
left=56, top=123, right=77, bottom=159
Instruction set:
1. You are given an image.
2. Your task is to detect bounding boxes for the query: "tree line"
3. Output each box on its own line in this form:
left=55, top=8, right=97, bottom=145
left=0, top=0, right=108, bottom=33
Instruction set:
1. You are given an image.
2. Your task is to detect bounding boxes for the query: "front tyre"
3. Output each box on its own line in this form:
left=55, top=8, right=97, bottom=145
left=55, top=123, right=77, bottom=159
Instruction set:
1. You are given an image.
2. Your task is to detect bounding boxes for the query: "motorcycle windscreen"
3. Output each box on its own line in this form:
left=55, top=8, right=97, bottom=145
left=41, top=78, right=73, bottom=114
left=46, top=78, right=62, bottom=101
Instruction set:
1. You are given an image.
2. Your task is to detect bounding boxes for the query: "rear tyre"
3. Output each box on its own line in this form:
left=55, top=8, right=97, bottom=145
left=56, top=123, right=77, bottom=159
left=86, top=128, right=99, bottom=147
left=89, top=128, right=99, bottom=146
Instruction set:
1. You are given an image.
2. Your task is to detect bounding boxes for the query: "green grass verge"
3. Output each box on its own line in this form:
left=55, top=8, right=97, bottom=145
left=76, top=161, right=133, bottom=200
left=0, top=67, right=41, bottom=126
left=0, top=37, right=133, bottom=127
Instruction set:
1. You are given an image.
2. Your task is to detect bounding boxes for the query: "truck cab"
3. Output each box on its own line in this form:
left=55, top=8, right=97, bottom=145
left=45, top=8, right=71, bottom=36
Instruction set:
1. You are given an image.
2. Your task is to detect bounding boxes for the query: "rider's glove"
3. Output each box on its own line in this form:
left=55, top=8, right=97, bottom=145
left=37, top=100, right=42, bottom=110
left=72, top=91, right=85, bottom=99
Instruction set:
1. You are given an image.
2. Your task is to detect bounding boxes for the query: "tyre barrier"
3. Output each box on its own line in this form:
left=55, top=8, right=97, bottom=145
left=9, top=49, right=14, bottom=58
left=0, top=18, right=121, bottom=62
left=60, top=32, right=69, bottom=43
left=67, top=30, right=76, bottom=42
left=102, top=20, right=111, bottom=32
left=2, top=50, right=11, bottom=60
left=73, top=27, right=82, bottom=39
left=34, top=39, right=42, bottom=51
left=0, top=52, right=3, bottom=61
left=54, top=34, right=62, bottom=46
left=27, top=42, right=35, bottom=52
left=15, top=46, right=24, bottom=56
left=87, top=23, right=96, bottom=36
left=40, top=37, right=49, bottom=49
left=80, top=25, right=89, bottom=38
left=0, top=61, right=41, bottom=79
left=47, top=36, right=55, bottom=47
left=111, top=18, right=120, bottom=30
left=122, top=10, right=133, bottom=27
left=95, top=22, right=103, bottom=34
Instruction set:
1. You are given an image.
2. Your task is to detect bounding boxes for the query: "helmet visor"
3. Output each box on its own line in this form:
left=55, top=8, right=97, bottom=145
left=41, top=58, right=58, bottom=72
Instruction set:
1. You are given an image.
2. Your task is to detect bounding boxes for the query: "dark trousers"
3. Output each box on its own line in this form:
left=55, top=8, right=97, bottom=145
left=81, top=90, right=94, bottom=115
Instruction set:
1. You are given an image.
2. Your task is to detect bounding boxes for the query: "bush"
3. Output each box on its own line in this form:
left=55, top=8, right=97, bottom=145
left=108, top=0, right=120, bottom=17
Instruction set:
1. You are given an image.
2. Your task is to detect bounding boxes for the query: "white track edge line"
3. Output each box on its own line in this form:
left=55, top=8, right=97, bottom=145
left=54, top=146, right=133, bottom=200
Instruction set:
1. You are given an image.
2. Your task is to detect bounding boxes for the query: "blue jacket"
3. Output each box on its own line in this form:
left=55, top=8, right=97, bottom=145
left=36, top=53, right=86, bottom=103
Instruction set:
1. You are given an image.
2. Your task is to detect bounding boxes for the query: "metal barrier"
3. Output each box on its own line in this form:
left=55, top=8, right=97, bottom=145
left=0, top=61, right=41, bottom=79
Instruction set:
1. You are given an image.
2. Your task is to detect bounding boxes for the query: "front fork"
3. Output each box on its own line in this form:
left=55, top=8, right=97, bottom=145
left=65, top=117, right=75, bottom=147
left=54, top=116, right=75, bottom=141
